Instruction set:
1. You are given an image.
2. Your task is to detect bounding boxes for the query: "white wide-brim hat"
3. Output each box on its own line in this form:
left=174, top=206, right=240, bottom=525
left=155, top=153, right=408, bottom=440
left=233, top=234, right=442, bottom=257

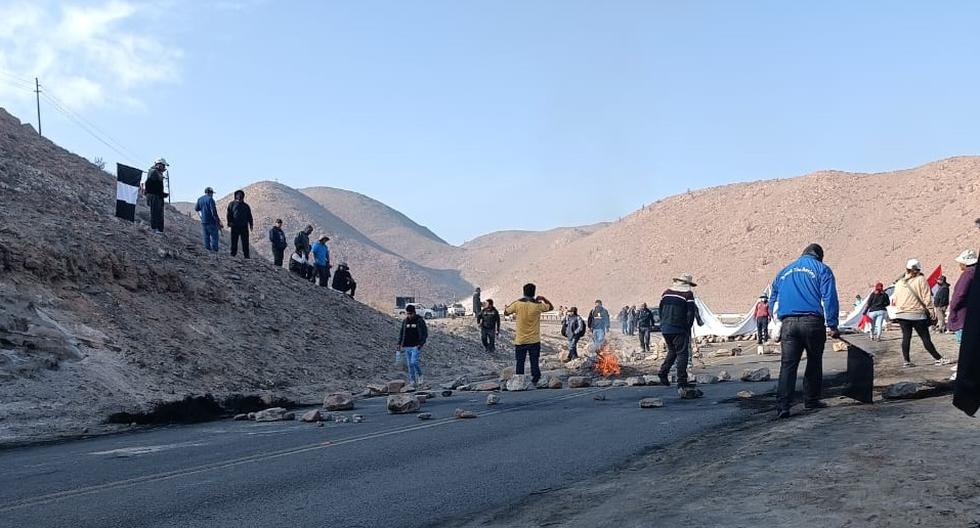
left=955, top=249, right=978, bottom=266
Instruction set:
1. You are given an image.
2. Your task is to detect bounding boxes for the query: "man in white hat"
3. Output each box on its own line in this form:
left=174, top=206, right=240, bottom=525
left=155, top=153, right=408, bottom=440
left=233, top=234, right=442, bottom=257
left=144, top=158, right=169, bottom=233
left=656, top=273, right=703, bottom=388
left=949, top=249, right=977, bottom=344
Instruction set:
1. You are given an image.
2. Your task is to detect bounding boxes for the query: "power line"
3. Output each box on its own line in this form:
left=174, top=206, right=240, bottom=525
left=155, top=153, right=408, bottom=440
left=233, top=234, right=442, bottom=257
left=40, top=92, right=141, bottom=166
left=42, top=87, right=145, bottom=163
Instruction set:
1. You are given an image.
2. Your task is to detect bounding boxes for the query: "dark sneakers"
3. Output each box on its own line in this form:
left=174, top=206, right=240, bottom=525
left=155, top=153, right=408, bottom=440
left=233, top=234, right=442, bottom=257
left=658, top=375, right=670, bottom=386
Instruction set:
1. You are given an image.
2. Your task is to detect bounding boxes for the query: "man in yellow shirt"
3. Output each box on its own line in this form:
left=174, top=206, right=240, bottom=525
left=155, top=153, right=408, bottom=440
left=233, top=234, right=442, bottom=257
left=504, top=283, right=554, bottom=384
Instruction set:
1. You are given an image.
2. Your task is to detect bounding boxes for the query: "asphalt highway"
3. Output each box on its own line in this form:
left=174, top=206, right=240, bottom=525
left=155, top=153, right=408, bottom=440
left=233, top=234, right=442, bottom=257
left=0, top=355, right=817, bottom=528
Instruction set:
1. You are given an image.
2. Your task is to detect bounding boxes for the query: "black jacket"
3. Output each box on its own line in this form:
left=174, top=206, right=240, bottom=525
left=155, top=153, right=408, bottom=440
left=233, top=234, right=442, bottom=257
left=478, top=307, right=500, bottom=331
left=399, top=315, right=428, bottom=347
left=145, top=168, right=165, bottom=197
left=636, top=308, right=654, bottom=329
left=934, top=284, right=950, bottom=307
left=294, top=231, right=311, bottom=252
left=658, top=289, right=702, bottom=335
left=226, top=201, right=254, bottom=229
left=954, top=266, right=980, bottom=416
left=472, top=292, right=481, bottom=314
left=865, top=291, right=890, bottom=313
left=269, top=226, right=287, bottom=250
left=332, top=267, right=355, bottom=291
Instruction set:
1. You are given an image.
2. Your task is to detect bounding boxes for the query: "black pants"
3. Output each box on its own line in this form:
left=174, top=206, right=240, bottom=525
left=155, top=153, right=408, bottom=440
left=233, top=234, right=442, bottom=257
left=342, top=281, right=356, bottom=298
left=897, top=319, right=942, bottom=362
left=777, top=315, right=826, bottom=411
left=147, top=194, right=164, bottom=232
left=638, top=327, right=652, bottom=352
left=230, top=226, right=250, bottom=258
left=273, top=247, right=285, bottom=267
left=757, top=318, right=770, bottom=344
left=316, top=265, right=330, bottom=287
left=659, top=333, right=690, bottom=386
left=481, top=328, right=496, bottom=352
left=515, top=343, right=541, bottom=382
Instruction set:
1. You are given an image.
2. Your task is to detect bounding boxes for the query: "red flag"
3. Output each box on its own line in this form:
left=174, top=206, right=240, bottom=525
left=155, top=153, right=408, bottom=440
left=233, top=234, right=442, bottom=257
left=858, top=314, right=873, bottom=332
left=927, top=265, right=942, bottom=290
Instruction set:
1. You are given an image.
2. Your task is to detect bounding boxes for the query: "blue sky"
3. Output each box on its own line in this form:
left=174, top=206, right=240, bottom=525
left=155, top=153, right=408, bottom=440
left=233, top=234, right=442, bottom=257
left=2, top=1, right=979, bottom=244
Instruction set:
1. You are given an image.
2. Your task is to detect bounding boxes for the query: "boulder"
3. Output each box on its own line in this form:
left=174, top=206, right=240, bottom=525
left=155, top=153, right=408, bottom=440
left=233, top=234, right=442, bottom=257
left=499, top=366, right=516, bottom=380
left=740, top=367, right=771, bottom=382
left=832, top=341, right=848, bottom=353
left=717, top=370, right=732, bottom=381
left=883, top=382, right=926, bottom=400
left=454, top=408, right=478, bottom=419
left=695, top=374, right=719, bottom=385
left=323, top=392, right=354, bottom=411
left=365, top=384, right=388, bottom=397
left=678, top=387, right=704, bottom=399
left=595, top=379, right=613, bottom=387
left=737, top=390, right=754, bottom=399
left=471, top=381, right=501, bottom=392
left=612, top=379, right=627, bottom=387
left=731, top=347, right=743, bottom=356
left=300, top=410, right=323, bottom=423
left=486, top=393, right=500, bottom=405
left=547, top=376, right=563, bottom=389
left=415, top=394, right=427, bottom=404
left=442, top=376, right=468, bottom=390
left=387, top=380, right=407, bottom=394
left=505, top=374, right=535, bottom=391
left=441, top=390, right=454, bottom=397
left=253, top=407, right=288, bottom=422
left=639, top=397, right=664, bottom=408
left=334, top=415, right=350, bottom=423
left=352, top=414, right=364, bottom=423
left=643, top=375, right=661, bottom=385
left=625, top=376, right=646, bottom=386
left=568, top=376, right=591, bottom=388
left=386, top=394, right=421, bottom=414
left=593, top=393, right=606, bottom=401
left=283, top=412, right=295, bottom=421
left=711, top=349, right=732, bottom=358
left=233, top=413, right=250, bottom=421
left=418, top=412, right=433, bottom=421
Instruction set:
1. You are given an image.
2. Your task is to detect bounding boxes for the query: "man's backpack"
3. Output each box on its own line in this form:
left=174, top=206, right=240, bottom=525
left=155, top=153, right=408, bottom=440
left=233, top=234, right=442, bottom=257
left=561, top=320, right=569, bottom=338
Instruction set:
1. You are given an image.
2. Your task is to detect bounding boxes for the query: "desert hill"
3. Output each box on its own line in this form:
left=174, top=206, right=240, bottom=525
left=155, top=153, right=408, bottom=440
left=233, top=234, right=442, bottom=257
left=0, top=108, right=496, bottom=443
left=481, top=158, right=980, bottom=312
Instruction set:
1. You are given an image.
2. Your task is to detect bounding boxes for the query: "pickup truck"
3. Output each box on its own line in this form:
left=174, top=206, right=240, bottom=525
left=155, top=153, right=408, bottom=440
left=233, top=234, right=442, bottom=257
left=395, top=303, right=435, bottom=319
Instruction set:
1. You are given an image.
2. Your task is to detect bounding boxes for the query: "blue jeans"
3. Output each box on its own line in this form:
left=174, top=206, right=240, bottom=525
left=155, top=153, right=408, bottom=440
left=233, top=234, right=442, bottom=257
left=403, top=346, right=422, bottom=383
left=956, top=330, right=963, bottom=344
left=202, top=224, right=219, bottom=252
left=593, top=328, right=606, bottom=346
left=868, top=310, right=887, bottom=338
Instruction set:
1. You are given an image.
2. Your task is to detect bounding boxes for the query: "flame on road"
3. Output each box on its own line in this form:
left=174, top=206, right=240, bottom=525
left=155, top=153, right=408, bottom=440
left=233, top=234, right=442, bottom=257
left=593, top=344, right=621, bottom=377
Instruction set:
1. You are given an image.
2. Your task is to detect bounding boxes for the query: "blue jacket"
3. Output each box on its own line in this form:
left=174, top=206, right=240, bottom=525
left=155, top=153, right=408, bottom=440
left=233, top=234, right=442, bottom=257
left=311, top=241, right=330, bottom=267
left=194, top=195, right=219, bottom=226
left=770, top=254, right=840, bottom=329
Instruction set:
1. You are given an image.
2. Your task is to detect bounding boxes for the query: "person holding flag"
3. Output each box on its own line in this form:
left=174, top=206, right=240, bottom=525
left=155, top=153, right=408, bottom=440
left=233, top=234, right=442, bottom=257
left=862, top=282, right=890, bottom=341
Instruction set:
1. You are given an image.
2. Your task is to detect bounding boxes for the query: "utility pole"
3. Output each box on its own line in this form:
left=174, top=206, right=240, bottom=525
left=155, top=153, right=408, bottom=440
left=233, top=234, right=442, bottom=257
left=34, top=78, right=41, bottom=136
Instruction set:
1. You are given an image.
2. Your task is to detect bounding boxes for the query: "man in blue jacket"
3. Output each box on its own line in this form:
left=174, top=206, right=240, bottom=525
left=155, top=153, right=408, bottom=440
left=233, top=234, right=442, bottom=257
left=193, top=186, right=221, bottom=252
left=310, top=235, right=331, bottom=287
left=770, top=243, right=840, bottom=419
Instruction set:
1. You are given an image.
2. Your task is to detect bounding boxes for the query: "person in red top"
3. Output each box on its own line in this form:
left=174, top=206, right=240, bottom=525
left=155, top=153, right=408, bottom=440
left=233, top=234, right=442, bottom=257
left=754, top=295, right=771, bottom=344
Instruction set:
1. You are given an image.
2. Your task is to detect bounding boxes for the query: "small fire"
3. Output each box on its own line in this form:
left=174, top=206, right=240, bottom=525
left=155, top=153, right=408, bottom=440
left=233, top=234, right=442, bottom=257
left=593, top=344, right=621, bottom=377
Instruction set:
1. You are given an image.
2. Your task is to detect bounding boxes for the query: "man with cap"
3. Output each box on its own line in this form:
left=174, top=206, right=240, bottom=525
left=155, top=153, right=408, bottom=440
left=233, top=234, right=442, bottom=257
left=657, top=273, right=703, bottom=388
left=331, top=262, right=357, bottom=298
left=144, top=158, right=168, bottom=233
left=753, top=294, right=771, bottom=344
left=310, top=235, right=331, bottom=287
left=769, top=243, right=839, bottom=419
left=226, top=190, right=254, bottom=258
left=268, top=219, right=288, bottom=267
left=194, top=186, right=221, bottom=252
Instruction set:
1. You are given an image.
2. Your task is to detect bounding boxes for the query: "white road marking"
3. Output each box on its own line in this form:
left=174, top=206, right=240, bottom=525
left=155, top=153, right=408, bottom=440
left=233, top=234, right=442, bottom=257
left=89, top=442, right=207, bottom=456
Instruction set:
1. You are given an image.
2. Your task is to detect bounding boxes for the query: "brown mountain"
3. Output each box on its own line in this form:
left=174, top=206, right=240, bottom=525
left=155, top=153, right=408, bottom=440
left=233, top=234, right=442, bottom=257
left=476, top=158, right=980, bottom=313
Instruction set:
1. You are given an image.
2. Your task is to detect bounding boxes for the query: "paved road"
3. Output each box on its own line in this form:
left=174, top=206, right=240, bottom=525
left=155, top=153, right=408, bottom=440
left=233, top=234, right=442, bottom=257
left=0, top=353, right=838, bottom=528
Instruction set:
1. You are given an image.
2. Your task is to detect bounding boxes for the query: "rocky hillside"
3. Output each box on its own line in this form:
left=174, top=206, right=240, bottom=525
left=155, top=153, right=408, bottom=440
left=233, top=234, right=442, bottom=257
left=0, top=108, right=496, bottom=444
left=481, top=158, right=980, bottom=312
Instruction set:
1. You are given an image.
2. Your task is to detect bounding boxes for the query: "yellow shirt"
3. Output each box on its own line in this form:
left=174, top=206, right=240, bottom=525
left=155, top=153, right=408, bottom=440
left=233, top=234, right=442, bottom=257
left=504, top=299, right=553, bottom=345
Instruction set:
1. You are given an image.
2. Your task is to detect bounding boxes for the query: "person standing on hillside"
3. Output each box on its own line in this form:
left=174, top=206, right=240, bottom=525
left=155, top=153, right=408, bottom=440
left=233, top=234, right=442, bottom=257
left=892, top=259, right=949, bottom=368
left=950, top=250, right=977, bottom=345
left=934, top=275, right=950, bottom=333
left=398, top=304, right=428, bottom=388
left=472, top=287, right=482, bottom=320
left=295, top=225, right=313, bottom=255
left=194, top=186, right=221, bottom=252
left=657, top=273, right=703, bottom=388
left=331, top=262, right=357, bottom=298
left=561, top=307, right=586, bottom=360
left=288, top=247, right=308, bottom=277
left=477, top=299, right=501, bottom=354
left=504, top=283, right=553, bottom=384
left=636, top=303, right=655, bottom=353
left=226, top=190, right=254, bottom=259
left=269, top=219, right=288, bottom=267
left=588, top=300, right=610, bottom=346
left=770, top=243, right=839, bottom=419
left=144, top=158, right=168, bottom=233
left=310, top=235, right=331, bottom=287
left=754, top=295, right=771, bottom=344
left=864, top=282, right=891, bottom=341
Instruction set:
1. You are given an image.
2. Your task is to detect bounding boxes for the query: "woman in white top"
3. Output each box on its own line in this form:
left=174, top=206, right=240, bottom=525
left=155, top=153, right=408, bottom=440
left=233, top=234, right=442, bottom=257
left=891, top=259, right=948, bottom=368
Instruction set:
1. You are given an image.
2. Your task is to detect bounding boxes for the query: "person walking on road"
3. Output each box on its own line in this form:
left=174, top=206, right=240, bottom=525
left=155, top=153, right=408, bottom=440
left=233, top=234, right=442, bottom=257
left=657, top=273, right=703, bottom=388
left=588, top=300, right=610, bottom=346
left=892, top=259, right=949, bottom=368
left=477, top=299, right=501, bottom=353
left=636, top=303, right=655, bottom=353
left=770, top=243, right=839, bottom=419
left=269, top=219, right=288, bottom=267
left=144, top=158, right=168, bottom=233
left=864, top=282, right=890, bottom=341
left=950, top=250, right=977, bottom=345
left=934, top=275, right=951, bottom=333
left=331, top=262, right=357, bottom=298
left=628, top=305, right=638, bottom=336
left=226, top=190, right=254, bottom=258
left=398, top=304, right=428, bottom=388
left=561, top=306, right=586, bottom=360
left=310, top=235, right=331, bottom=287
left=618, top=306, right=629, bottom=334
left=194, top=186, right=221, bottom=252
left=754, top=295, right=771, bottom=344
left=504, top=283, right=553, bottom=384
left=472, top=287, right=482, bottom=320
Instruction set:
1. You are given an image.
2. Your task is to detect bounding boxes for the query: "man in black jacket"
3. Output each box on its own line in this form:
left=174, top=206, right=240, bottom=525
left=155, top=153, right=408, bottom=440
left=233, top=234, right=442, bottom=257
left=268, top=219, right=288, bottom=266
left=636, top=303, right=655, bottom=353
left=331, top=262, right=357, bottom=298
left=144, top=158, right=168, bottom=233
left=934, top=276, right=950, bottom=332
left=398, top=305, right=428, bottom=387
left=657, top=273, right=703, bottom=388
left=226, top=190, right=254, bottom=258
left=294, top=225, right=313, bottom=255
left=477, top=299, right=501, bottom=353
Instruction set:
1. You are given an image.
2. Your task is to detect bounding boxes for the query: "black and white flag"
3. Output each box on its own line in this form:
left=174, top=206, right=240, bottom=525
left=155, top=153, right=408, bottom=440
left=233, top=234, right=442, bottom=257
left=115, top=163, right=142, bottom=221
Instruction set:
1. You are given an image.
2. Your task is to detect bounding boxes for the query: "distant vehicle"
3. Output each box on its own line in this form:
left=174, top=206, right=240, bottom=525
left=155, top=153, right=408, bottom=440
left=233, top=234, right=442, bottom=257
left=395, top=303, right=435, bottom=319
left=448, top=303, right=466, bottom=317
